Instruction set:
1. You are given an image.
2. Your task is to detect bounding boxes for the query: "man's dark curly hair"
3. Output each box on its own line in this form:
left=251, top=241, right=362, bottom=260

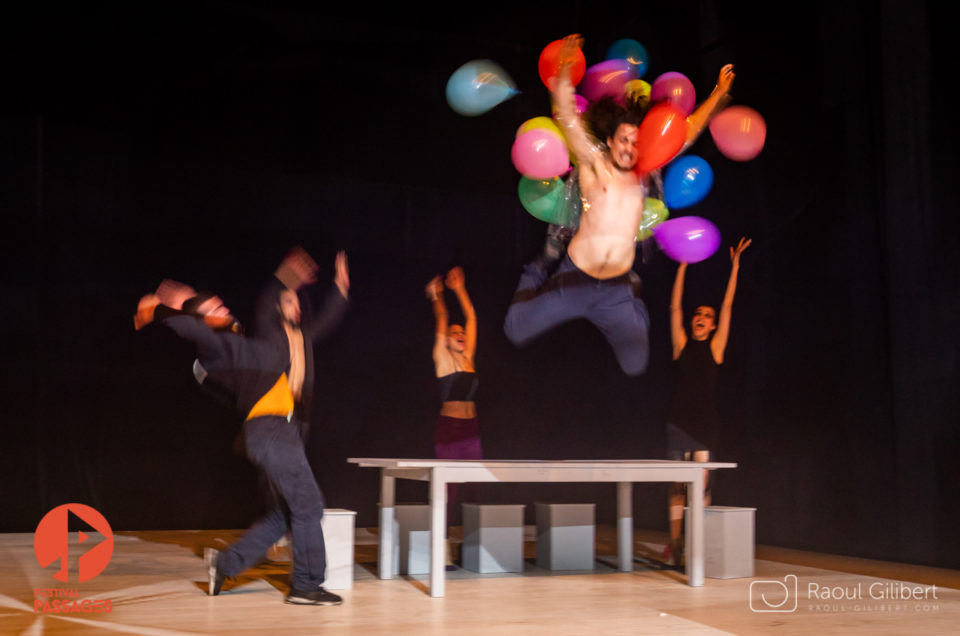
left=582, top=93, right=651, bottom=145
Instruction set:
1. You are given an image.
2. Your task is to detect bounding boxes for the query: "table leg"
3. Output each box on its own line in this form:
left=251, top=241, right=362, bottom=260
left=378, top=470, right=395, bottom=580
left=617, top=481, right=633, bottom=572
left=686, top=471, right=705, bottom=586
left=429, top=468, right=446, bottom=598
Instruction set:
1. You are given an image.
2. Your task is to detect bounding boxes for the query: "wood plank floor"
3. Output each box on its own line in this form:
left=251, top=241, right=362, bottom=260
left=2, top=527, right=957, bottom=635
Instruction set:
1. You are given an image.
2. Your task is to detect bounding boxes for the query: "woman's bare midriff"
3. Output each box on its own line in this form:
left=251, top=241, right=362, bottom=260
left=440, top=401, right=477, bottom=419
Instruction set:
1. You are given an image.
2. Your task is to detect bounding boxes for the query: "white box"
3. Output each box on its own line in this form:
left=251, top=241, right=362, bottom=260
left=535, top=503, right=595, bottom=571
left=461, top=504, right=525, bottom=573
left=321, top=508, right=356, bottom=590
left=686, top=505, right=756, bottom=579
left=394, top=504, right=432, bottom=575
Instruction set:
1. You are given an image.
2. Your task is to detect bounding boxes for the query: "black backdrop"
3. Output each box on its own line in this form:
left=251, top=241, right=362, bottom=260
left=1, top=1, right=957, bottom=569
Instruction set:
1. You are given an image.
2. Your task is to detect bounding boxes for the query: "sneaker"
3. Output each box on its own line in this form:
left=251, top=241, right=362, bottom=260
left=204, top=547, right=226, bottom=596
left=547, top=223, right=574, bottom=244
left=534, top=230, right=568, bottom=270
left=285, top=587, right=343, bottom=606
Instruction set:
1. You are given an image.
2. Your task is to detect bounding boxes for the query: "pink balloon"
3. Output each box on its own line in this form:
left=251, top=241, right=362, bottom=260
left=709, top=106, right=767, bottom=161
left=580, top=59, right=637, bottom=103
left=652, top=216, right=721, bottom=263
left=511, top=129, right=570, bottom=179
left=650, top=72, right=696, bottom=116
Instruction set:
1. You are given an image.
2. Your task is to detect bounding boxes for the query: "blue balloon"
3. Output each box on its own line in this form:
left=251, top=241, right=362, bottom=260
left=606, top=39, right=650, bottom=79
left=446, top=59, right=519, bottom=116
left=664, top=155, right=714, bottom=209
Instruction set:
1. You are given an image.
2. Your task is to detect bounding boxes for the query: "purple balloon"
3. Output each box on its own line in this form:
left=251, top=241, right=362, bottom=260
left=650, top=71, right=696, bottom=116
left=652, top=216, right=721, bottom=263
left=580, top=59, right=637, bottom=103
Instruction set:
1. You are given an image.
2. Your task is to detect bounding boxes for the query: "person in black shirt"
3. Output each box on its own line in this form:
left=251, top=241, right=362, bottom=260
left=135, top=273, right=347, bottom=606
left=250, top=247, right=350, bottom=563
left=664, top=237, right=750, bottom=567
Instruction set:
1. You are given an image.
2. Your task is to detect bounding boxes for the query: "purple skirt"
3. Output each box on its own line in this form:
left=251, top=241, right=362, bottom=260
left=434, top=415, right=483, bottom=460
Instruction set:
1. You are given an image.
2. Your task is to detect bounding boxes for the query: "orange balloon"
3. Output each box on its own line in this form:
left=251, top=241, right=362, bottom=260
left=634, top=102, right=688, bottom=174
left=538, top=40, right=586, bottom=89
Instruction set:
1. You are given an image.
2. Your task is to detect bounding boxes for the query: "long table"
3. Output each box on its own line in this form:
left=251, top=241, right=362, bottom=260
left=347, top=458, right=737, bottom=597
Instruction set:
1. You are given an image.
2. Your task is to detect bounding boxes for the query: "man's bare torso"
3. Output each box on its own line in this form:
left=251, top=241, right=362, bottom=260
left=567, top=160, right=644, bottom=279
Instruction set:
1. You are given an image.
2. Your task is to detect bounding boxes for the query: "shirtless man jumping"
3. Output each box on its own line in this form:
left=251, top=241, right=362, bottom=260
left=503, top=34, right=734, bottom=375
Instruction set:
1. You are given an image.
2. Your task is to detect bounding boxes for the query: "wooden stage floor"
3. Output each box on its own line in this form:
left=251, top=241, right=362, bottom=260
left=2, top=526, right=957, bottom=635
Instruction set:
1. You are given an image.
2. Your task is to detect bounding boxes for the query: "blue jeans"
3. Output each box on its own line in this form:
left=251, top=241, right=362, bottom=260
left=503, top=255, right=650, bottom=375
left=217, top=415, right=327, bottom=590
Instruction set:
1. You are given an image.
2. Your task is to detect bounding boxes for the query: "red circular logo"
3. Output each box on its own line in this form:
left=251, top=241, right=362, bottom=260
left=34, top=504, right=114, bottom=582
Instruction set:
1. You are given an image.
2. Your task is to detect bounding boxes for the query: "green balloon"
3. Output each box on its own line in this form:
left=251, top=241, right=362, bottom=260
left=637, top=198, right=670, bottom=240
left=518, top=176, right=565, bottom=223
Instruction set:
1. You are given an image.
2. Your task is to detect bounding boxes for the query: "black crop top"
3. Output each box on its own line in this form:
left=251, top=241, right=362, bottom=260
left=438, top=371, right=478, bottom=402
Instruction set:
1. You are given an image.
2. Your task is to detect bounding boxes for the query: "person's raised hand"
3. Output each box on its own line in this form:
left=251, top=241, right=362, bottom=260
left=155, top=279, right=196, bottom=310
left=334, top=250, right=349, bottom=297
left=716, top=64, right=735, bottom=94
left=445, top=266, right=465, bottom=291
left=730, top=237, right=751, bottom=263
left=276, top=246, right=319, bottom=290
left=425, top=276, right=443, bottom=301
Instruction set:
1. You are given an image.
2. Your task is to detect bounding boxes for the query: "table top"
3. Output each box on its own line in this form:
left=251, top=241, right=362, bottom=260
left=348, top=458, right=737, bottom=470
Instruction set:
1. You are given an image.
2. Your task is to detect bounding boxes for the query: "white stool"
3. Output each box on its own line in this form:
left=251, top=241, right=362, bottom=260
left=393, top=504, right=432, bottom=575
left=321, top=508, right=356, bottom=590
left=686, top=505, right=756, bottom=579
left=461, top=504, right=526, bottom=573
left=535, top=503, right=595, bottom=571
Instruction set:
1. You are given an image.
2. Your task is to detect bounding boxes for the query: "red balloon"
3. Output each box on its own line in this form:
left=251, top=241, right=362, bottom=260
left=538, top=40, right=586, bottom=89
left=634, top=102, right=688, bottom=174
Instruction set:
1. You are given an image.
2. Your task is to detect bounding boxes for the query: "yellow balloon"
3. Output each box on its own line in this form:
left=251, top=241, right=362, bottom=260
left=636, top=197, right=669, bottom=241
left=625, top=79, right=651, bottom=102
left=515, top=116, right=564, bottom=139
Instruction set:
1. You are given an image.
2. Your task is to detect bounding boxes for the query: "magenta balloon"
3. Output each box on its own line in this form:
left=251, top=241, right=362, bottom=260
left=511, top=129, right=570, bottom=179
left=580, top=59, right=637, bottom=103
left=650, top=71, right=696, bottom=116
left=574, top=94, right=589, bottom=115
left=652, top=216, right=721, bottom=263
left=709, top=105, right=767, bottom=161
left=552, top=94, right=589, bottom=120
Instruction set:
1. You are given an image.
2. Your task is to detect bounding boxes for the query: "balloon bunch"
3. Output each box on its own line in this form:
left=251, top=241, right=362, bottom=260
left=445, top=37, right=767, bottom=264
left=538, top=37, right=766, bottom=263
